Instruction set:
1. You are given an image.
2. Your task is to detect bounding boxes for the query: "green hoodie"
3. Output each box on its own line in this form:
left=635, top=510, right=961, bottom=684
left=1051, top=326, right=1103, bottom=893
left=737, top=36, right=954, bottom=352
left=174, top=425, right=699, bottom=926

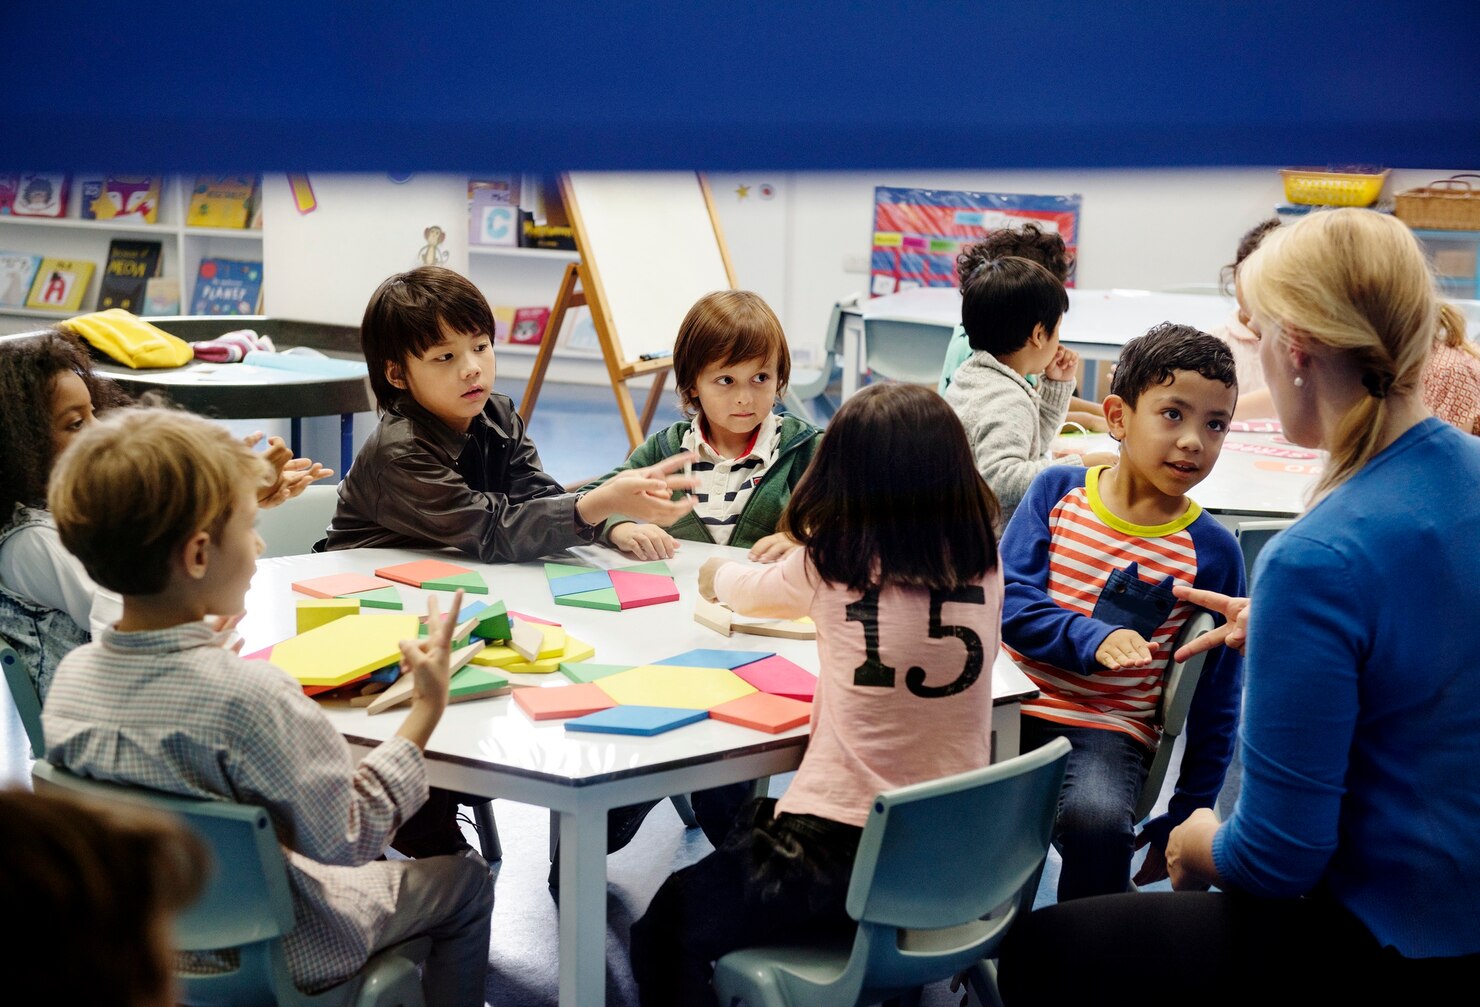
left=579, top=413, right=822, bottom=548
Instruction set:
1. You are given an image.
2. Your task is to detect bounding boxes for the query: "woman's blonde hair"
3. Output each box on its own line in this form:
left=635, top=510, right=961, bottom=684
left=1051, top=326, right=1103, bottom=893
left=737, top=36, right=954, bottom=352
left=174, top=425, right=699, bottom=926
left=1438, top=301, right=1480, bottom=359
left=1239, top=208, right=1438, bottom=498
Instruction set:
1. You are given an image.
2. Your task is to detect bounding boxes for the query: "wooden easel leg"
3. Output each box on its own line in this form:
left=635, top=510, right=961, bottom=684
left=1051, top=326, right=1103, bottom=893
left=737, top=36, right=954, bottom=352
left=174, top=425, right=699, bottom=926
left=612, top=380, right=645, bottom=449
left=637, top=369, right=669, bottom=436
left=518, top=262, right=580, bottom=427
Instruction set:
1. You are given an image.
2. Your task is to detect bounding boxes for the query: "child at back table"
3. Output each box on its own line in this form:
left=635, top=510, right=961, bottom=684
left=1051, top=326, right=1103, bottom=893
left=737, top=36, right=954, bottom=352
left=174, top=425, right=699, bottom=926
left=326, top=265, right=696, bottom=561
left=630, top=383, right=1003, bottom=1007
left=41, top=407, right=492, bottom=1005
left=581, top=289, right=822, bottom=563
left=999, top=323, right=1245, bottom=900
left=944, top=256, right=1118, bottom=524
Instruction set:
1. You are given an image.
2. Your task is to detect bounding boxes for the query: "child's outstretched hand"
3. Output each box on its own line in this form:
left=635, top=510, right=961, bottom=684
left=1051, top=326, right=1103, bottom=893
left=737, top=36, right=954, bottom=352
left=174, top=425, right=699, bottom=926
left=748, top=532, right=800, bottom=564
left=610, top=522, right=680, bottom=561
left=244, top=432, right=334, bottom=508
left=1096, top=628, right=1157, bottom=670
left=578, top=453, right=700, bottom=529
left=394, top=589, right=464, bottom=750
left=1043, top=346, right=1081, bottom=383
left=698, top=556, right=731, bottom=603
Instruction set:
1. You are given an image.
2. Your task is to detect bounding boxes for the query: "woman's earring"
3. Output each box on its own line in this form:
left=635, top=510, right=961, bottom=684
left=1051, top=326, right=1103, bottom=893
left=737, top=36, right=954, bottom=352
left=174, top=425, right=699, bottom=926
left=1293, top=375, right=1305, bottom=388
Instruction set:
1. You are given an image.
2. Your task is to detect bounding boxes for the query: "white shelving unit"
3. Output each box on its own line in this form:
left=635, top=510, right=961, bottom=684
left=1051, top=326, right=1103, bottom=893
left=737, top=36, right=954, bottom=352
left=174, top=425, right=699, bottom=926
left=0, top=174, right=262, bottom=318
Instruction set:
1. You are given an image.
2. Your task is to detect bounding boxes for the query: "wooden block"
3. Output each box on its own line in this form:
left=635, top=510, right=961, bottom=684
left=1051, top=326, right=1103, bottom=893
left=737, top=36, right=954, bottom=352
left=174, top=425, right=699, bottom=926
left=510, top=619, right=545, bottom=661
left=422, top=570, right=489, bottom=594
left=548, top=569, right=613, bottom=598
left=292, top=572, right=395, bottom=599
left=608, top=570, right=679, bottom=609
left=564, top=705, right=708, bottom=736
left=656, top=648, right=775, bottom=671
left=731, top=654, right=816, bottom=702
left=693, top=597, right=734, bottom=637
left=375, top=558, right=474, bottom=587
left=513, top=682, right=616, bottom=721
left=271, top=614, right=418, bottom=688
left=297, top=598, right=360, bottom=634
left=343, top=586, right=403, bottom=610
left=365, top=639, right=485, bottom=714
left=560, top=661, right=634, bottom=684
left=595, top=665, right=757, bottom=710
left=556, top=587, right=622, bottom=611
left=708, top=692, right=813, bottom=734
left=732, top=610, right=816, bottom=640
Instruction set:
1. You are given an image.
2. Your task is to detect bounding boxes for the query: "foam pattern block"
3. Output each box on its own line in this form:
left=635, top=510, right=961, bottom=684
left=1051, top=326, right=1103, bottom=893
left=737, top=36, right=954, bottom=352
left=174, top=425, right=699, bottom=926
left=559, top=587, right=622, bottom=611
left=731, top=654, right=817, bottom=702
left=513, top=682, right=616, bottom=721
left=564, top=705, right=709, bottom=736
left=708, top=692, right=813, bottom=734
left=656, top=648, right=775, bottom=671
left=548, top=570, right=614, bottom=597
left=292, top=572, right=395, bottom=599
left=609, top=570, right=680, bottom=608
left=375, top=558, right=474, bottom=587
left=270, top=614, right=419, bottom=688
left=559, top=662, right=635, bottom=684
left=596, top=665, right=756, bottom=710
left=344, top=586, right=403, bottom=610
left=296, top=598, right=360, bottom=634
left=422, top=570, right=489, bottom=594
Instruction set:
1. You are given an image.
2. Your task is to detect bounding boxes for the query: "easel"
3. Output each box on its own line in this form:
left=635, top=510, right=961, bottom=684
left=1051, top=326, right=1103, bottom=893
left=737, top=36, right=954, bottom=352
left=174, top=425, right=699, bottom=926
left=517, top=172, right=737, bottom=449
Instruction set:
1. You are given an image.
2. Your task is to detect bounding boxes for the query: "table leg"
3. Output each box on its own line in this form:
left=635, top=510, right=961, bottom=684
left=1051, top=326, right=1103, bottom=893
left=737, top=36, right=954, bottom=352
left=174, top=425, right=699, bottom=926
left=290, top=416, right=302, bottom=460
left=339, top=413, right=354, bottom=474
left=842, top=314, right=863, bottom=400
left=991, top=701, right=1021, bottom=762
left=558, top=807, right=610, bottom=1007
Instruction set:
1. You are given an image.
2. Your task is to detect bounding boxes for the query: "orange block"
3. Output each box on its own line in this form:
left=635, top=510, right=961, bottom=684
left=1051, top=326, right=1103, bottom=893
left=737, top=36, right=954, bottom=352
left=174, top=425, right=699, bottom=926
left=513, top=683, right=617, bottom=721
left=708, top=692, right=812, bottom=734
left=375, top=558, right=475, bottom=587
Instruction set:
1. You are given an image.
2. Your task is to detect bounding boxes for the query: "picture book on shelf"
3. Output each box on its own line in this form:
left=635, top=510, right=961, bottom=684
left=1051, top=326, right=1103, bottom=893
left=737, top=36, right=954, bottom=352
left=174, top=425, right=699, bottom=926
left=509, top=306, right=550, bottom=345
left=469, top=176, right=520, bottom=246
left=83, top=176, right=162, bottom=223
left=0, top=175, right=20, bottom=214
left=97, top=239, right=164, bottom=312
left=0, top=252, right=42, bottom=307
left=25, top=258, right=94, bottom=312
left=187, top=174, right=258, bottom=228
left=9, top=173, right=69, bottom=217
left=142, top=276, right=181, bottom=316
left=191, top=258, right=263, bottom=315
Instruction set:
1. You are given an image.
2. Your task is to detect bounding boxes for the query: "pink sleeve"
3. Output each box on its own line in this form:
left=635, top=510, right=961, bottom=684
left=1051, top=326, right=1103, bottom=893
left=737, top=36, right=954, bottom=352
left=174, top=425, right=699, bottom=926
left=713, top=547, right=817, bottom=619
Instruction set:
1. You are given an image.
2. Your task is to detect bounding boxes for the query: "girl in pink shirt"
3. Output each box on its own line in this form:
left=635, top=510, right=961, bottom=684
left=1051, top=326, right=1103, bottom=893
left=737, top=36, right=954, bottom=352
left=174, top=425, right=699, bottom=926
left=630, top=383, right=1005, bottom=1007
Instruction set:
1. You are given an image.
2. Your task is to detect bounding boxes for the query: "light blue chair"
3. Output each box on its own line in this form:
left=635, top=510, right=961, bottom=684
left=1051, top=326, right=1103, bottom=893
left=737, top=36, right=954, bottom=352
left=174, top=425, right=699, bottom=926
left=1234, top=518, right=1295, bottom=587
left=1, top=642, right=44, bottom=759
left=1132, top=610, right=1217, bottom=827
left=862, top=316, right=956, bottom=387
left=32, top=760, right=431, bottom=1007
left=256, top=482, right=341, bottom=558
left=784, top=295, right=854, bottom=425
left=712, top=737, right=1071, bottom=1007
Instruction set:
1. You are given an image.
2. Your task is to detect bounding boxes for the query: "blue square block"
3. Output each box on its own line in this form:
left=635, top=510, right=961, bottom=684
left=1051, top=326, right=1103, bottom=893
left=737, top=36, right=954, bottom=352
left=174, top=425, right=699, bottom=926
left=563, top=706, right=710, bottom=736
left=549, top=570, right=615, bottom=598
left=655, top=648, right=776, bottom=670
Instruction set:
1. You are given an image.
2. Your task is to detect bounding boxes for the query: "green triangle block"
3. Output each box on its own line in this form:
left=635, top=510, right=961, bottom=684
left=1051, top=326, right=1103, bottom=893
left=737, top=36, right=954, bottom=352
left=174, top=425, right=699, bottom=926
left=473, top=599, right=510, bottom=642
left=418, top=624, right=472, bottom=649
left=341, top=586, right=403, bottom=610
left=545, top=562, right=595, bottom=580
left=560, top=661, right=635, bottom=684
left=619, top=560, right=673, bottom=576
left=422, top=571, right=489, bottom=594
left=555, top=586, right=622, bottom=611
left=449, top=664, right=509, bottom=700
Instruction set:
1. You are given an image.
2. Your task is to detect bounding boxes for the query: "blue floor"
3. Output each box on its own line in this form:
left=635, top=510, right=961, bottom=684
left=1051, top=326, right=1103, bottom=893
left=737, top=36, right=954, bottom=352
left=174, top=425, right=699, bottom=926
left=0, top=380, right=1175, bottom=1007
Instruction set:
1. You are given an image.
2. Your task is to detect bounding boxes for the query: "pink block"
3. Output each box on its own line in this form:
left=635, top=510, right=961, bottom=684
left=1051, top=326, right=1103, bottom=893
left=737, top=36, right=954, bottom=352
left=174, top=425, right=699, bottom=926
left=513, top=682, right=616, bottom=721
left=507, top=610, right=562, bottom=627
left=375, top=558, right=473, bottom=587
left=609, top=570, right=679, bottom=609
left=732, top=654, right=816, bottom=701
left=292, top=572, right=395, bottom=599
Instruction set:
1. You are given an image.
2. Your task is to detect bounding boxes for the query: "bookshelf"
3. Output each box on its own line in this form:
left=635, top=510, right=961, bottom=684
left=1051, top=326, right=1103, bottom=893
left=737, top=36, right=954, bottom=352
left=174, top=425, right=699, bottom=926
left=0, top=174, right=261, bottom=317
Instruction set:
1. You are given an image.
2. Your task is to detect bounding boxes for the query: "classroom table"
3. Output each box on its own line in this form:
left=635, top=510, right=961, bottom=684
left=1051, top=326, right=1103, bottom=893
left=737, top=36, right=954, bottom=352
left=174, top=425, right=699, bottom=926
left=238, top=541, right=1038, bottom=1007
left=839, top=287, right=1237, bottom=398
left=1051, top=427, right=1319, bottom=520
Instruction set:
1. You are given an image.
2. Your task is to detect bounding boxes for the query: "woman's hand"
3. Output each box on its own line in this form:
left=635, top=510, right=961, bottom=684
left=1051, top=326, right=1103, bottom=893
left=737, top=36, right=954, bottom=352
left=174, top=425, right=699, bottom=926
left=1166, top=807, right=1222, bottom=891
left=1172, top=585, right=1251, bottom=660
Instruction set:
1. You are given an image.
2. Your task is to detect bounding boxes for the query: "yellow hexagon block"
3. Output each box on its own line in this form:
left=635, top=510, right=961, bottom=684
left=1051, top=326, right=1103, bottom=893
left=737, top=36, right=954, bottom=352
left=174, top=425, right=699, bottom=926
left=296, top=597, right=360, bottom=634
left=270, top=614, right=419, bottom=688
left=595, top=665, right=757, bottom=710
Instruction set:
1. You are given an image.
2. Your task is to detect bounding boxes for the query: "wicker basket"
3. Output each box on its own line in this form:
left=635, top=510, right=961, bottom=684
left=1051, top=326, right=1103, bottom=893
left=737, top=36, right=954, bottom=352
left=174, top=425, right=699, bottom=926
left=1280, top=167, right=1389, bottom=207
left=1395, top=175, right=1480, bottom=231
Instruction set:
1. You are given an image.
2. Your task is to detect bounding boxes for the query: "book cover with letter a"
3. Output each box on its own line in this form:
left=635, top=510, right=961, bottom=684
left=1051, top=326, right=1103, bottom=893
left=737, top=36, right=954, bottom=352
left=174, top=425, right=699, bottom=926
left=26, top=258, right=94, bottom=312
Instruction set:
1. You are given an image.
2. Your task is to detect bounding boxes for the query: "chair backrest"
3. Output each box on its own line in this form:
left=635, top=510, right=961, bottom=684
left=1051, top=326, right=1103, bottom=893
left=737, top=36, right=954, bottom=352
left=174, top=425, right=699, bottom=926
left=1, top=641, right=45, bottom=759
left=255, top=482, right=340, bottom=559
left=846, top=737, right=1071, bottom=930
left=1133, top=609, right=1217, bottom=823
left=862, top=317, right=955, bottom=386
left=1235, top=518, right=1295, bottom=587
left=31, top=761, right=301, bottom=1001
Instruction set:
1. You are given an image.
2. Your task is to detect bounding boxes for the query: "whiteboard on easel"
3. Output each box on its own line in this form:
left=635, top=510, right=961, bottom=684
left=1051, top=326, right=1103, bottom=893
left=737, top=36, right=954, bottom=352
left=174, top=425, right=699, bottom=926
left=562, top=171, right=734, bottom=366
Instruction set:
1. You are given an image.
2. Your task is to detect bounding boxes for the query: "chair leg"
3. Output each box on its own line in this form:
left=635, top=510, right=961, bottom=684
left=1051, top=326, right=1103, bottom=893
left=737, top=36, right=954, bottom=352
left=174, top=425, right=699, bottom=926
left=471, top=800, right=501, bottom=862
left=967, top=959, right=1006, bottom=1007
left=669, top=793, right=700, bottom=828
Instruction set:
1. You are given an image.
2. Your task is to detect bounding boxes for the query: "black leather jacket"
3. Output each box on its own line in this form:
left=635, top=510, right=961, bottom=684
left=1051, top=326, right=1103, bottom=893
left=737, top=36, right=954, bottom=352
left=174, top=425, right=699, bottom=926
left=325, top=392, right=591, bottom=562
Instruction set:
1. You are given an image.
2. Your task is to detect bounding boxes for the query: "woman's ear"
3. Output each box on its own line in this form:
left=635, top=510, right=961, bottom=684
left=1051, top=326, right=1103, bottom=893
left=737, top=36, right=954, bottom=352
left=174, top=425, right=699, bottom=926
left=384, top=361, right=407, bottom=390
left=1102, top=394, right=1130, bottom=442
left=178, top=530, right=211, bottom=582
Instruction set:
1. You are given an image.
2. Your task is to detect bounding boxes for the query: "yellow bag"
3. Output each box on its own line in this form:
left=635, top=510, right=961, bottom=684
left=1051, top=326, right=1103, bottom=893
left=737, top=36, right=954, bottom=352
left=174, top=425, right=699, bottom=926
left=61, top=309, right=193, bottom=369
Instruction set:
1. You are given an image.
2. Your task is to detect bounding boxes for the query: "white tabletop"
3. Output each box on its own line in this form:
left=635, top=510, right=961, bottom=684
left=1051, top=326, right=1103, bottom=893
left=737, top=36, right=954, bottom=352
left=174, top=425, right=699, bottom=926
left=1052, top=428, right=1319, bottom=519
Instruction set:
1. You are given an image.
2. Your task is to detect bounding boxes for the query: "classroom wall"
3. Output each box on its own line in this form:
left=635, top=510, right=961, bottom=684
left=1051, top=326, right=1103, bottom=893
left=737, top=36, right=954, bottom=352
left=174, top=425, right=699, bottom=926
left=710, top=167, right=1472, bottom=364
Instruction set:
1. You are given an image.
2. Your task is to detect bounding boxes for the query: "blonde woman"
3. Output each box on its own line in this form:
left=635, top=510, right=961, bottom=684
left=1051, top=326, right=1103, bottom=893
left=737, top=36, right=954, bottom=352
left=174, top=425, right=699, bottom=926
left=998, top=208, right=1480, bottom=1003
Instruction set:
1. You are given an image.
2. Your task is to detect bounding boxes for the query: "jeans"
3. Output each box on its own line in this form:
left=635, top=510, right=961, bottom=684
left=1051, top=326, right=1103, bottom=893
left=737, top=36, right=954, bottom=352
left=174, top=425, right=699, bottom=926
left=1020, top=717, right=1152, bottom=901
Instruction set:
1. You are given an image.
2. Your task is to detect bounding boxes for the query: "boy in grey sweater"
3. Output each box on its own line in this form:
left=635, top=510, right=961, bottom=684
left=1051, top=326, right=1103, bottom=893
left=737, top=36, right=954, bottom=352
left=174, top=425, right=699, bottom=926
left=944, top=256, right=1117, bottom=523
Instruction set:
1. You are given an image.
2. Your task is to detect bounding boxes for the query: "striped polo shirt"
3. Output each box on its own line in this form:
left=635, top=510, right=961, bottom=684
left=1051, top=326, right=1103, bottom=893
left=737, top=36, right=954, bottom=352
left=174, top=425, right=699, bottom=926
left=1008, top=466, right=1201, bottom=746
left=681, top=411, right=783, bottom=545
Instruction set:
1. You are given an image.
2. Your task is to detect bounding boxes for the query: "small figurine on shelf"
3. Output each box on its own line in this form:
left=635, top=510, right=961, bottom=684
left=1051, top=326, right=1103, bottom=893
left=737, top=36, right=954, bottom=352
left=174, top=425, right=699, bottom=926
left=418, top=225, right=448, bottom=267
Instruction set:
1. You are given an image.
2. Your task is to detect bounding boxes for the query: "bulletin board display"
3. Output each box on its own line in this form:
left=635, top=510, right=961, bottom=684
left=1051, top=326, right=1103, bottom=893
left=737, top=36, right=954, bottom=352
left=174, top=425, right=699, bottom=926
left=870, top=186, right=1082, bottom=297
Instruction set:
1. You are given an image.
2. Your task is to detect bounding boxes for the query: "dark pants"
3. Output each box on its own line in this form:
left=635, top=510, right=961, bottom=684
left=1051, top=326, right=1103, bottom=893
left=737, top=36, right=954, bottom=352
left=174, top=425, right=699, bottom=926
left=1020, top=717, right=1153, bottom=901
left=630, top=798, right=861, bottom=1007
left=998, top=890, right=1480, bottom=1005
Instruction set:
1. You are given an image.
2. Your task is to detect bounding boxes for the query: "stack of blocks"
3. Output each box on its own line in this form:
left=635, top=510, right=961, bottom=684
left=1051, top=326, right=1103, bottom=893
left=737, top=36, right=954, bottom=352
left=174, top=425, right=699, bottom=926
left=512, top=646, right=816, bottom=737
left=545, top=561, right=680, bottom=611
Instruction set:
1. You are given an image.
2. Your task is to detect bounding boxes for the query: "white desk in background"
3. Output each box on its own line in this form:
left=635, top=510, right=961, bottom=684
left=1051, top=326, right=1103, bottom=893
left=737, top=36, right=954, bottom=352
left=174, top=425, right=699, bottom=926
left=839, top=287, right=1236, bottom=398
left=1051, top=429, right=1318, bottom=521
left=240, top=541, right=1037, bottom=1007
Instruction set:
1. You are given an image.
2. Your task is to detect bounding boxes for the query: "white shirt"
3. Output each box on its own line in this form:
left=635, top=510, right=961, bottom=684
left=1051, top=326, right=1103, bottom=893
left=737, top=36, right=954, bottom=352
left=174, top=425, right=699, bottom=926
left=0, top=509, right=121, bottom=636
left=680, top=411, right=783, bottom=545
